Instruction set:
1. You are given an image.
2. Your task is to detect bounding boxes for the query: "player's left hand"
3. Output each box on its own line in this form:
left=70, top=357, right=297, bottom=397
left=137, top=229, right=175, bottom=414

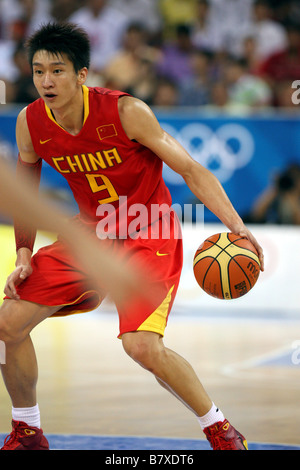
left=4, top=264, right=33, bottom=300
left=235, top=226, right=264, bottom=271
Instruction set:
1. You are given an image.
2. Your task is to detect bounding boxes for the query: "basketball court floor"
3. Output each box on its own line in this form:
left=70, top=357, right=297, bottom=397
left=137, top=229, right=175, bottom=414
left=0, top=223, right=299, bottom=451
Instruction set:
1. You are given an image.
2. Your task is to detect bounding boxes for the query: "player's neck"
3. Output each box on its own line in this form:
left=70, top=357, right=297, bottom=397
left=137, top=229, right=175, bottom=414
left=50, top=87, right=84, bottom=136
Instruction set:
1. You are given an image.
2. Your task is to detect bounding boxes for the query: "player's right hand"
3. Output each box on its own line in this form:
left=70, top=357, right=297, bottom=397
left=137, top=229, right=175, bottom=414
left=4, top=264, right=33, bottom=300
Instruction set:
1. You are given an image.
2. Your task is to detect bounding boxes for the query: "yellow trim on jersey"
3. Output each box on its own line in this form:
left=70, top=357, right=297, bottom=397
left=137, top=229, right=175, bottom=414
left=51, top=289, right=103, bottom=317
left=82, top=85, right=89, bottom=124
left=44, top=85, right=89, bottom=131
left=137, top=285, right=175, bottom=337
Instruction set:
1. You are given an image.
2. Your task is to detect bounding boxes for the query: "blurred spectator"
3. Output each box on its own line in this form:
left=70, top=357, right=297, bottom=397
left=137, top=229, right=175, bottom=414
left=0, top=40, right=40, bottom=104
left=242, top=35, right=261, bottom=74
left=111, top=0, right=162, bottom=39
left=178, top=49, right=214, bottom=106
left=249, top=164, right=300, bottom=224
left=0, top=0, right=50, bottom=100
left=191, top=0, right=223, bottom=53
left=155, top=24, right=194, bottom=87
left=271, top=0, right=300, bottom=26
left=19, top=0, right=50, bottom=37
left=50, top=0, right=81, bottom=23
left=0, top=0, right=30, bottom=40
left=0, top=39, right=19, bottom=84
left=258, top=22, right=300, bottom=87
left=240, top=0, right=288, bottom=63
left=159, top=0, right=198, bottom=37
left=103, top=23, right=159, bottom=95
left=0, top=0, right=51, bottom=40
left=128, top=57, right=158, bottom=105
left=207, top=0, right=254, bottom=56
left=152, top=77, right=179, bottom=107
left=209, top=80, right=229, bottom=108
left=12, top=41, right=39, bottom=103
left=224, top=57, right=272, bottom=110
left=69, top=0, right=129, bottom=73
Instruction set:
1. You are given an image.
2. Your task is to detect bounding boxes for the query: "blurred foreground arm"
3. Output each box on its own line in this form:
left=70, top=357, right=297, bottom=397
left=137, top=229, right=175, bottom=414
left=0, top=157, right=147, bottom=305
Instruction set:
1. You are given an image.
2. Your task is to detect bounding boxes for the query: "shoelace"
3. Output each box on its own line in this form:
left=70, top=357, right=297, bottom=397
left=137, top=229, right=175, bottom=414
left=208, top=433, right=235, bottom=450
left=3, top=422, right=24, bottom=449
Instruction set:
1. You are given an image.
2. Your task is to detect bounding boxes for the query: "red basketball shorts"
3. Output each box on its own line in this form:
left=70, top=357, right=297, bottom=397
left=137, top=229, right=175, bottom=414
left=8, top=211, right=183, bottom=337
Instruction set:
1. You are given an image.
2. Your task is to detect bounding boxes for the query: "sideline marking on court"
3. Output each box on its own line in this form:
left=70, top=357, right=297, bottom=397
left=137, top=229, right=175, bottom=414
left=0, top=433, right=298, bottom=450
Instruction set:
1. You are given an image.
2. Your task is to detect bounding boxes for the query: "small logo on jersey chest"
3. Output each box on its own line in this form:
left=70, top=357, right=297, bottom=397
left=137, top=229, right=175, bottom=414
left=96, top=124, right=117, bottom=141
left=40, top=138, right=52, bottom=145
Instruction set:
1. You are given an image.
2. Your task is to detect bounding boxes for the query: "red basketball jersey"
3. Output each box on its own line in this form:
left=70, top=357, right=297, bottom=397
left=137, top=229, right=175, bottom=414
left=26, top=86, right=172, bottom=236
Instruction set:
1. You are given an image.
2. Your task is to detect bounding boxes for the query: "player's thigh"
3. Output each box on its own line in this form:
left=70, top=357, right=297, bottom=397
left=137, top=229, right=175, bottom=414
left=0, top=299, right=60, bottom=343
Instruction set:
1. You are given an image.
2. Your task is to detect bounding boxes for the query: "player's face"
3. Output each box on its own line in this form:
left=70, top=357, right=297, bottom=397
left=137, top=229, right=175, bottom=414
left=32, top=50, right=87, bottom=109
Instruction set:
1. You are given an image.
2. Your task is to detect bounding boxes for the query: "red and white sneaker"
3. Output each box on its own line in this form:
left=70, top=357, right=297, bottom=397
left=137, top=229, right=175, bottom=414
left=1, top=420, right=49, bottom=450
left=204, top=419, right=248, bottom=450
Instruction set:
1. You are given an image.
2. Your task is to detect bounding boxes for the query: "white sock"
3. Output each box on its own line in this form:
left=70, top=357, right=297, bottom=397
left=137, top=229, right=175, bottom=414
left=197, top=403, right=225, bottom=430
left=12, top=404, right=41, bottom=428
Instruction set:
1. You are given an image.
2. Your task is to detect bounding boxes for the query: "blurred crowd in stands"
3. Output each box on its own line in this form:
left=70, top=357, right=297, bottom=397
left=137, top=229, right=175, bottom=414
left=1, top=0, right=300, bottom=110
left=0, top=0, right=300, bottom=224
left=246, top=163, right=300, bottom=224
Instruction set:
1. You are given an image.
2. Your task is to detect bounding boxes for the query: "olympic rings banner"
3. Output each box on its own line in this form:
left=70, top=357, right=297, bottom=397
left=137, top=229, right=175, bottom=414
left=1, top=107, right=300, bottom=221
left=156, top=110, right=300, bottom=221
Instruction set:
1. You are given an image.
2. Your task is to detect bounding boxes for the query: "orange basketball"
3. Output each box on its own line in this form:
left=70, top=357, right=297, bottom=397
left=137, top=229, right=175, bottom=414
left=193, top=232, right=260, bottom=300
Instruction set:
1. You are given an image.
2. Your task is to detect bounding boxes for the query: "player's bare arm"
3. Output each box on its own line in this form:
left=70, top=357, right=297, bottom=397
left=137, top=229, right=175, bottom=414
left=4, top=108, right=41, bottom=300
left=16, top=107, right=41, bottom=165
left=119, top=96, right=264, bottom=271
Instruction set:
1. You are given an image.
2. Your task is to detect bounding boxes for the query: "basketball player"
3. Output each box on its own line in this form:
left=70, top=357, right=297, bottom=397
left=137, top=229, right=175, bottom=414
left=0, top=23, right=264, bottom=451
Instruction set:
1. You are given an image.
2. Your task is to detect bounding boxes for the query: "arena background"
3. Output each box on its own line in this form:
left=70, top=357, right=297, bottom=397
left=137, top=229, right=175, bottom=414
left=0, top=0, right=300, bottom=451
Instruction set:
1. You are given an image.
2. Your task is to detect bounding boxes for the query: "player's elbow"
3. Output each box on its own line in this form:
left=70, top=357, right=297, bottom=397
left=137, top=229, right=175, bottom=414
left=182, top=159, right=204, bottom=189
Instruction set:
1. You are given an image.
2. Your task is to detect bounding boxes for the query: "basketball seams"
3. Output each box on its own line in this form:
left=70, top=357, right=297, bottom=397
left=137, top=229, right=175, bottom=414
left=193, top=233, right=234, bottom=267
left=193, top=242, right=219, bottom=267
left=227, top=245, right=260, bottom=264
left=229, top=256, right=252, bottom=291
left=218, top=249, right=232, bottom=299
left=193, top=232, right=260, bottom=300
left=205, top=236, right=236, bottom=299
left=211, top=234, right=260, bottom=270
left=224, top=257, right=233, bottom=299
left=202, top=257, right=217, bottom=291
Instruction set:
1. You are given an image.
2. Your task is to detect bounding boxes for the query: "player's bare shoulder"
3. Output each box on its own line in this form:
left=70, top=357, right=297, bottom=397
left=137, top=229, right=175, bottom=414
left=16, top=106, right=29, bottom=133
left=16, top=107, right=40, bottom=163
left=118, top=95, right=159, bottom=142
left=118, top=95, right=153, bottom=120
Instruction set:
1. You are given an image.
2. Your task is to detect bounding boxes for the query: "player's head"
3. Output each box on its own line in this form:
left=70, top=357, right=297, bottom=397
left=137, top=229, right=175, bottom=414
left=26, top=23, right=90, bottom=107
left=26, top=22, right=90, bottom=73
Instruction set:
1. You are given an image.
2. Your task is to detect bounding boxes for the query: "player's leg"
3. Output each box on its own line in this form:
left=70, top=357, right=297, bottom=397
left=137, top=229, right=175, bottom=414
left=0, top=299, right=60, bottom=450
left=122, top=330, right=212, bottom=416
left=0, top=299, right=59, bottom=407
left=122, top=330, right=248, bottom=450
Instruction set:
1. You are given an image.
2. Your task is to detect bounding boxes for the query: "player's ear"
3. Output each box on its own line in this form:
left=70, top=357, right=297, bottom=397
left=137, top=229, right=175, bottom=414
left=77, top=67, right=88, bottom=85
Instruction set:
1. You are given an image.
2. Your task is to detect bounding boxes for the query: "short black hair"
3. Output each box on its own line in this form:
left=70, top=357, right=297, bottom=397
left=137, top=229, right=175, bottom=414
left=26, top=22, right=90, bottom=72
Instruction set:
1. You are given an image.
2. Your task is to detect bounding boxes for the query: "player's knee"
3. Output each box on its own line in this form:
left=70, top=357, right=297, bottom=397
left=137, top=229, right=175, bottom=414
left=122, top=332, right=163, bottom=373
left=0, top=301, right=26, bottom=344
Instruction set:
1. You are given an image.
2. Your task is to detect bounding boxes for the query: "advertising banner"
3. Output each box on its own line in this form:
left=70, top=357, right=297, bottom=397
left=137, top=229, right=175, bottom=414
left=1, top=108, right=300, bottom=220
